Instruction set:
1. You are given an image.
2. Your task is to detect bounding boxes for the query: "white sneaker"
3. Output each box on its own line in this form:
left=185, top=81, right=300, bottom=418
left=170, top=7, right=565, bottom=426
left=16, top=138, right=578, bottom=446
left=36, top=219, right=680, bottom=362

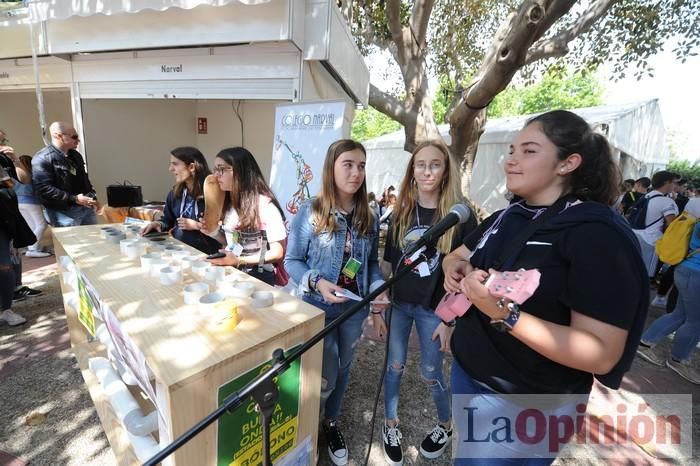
left=650, top=295, right=667, bottom=307
left=1, top=309, right=27, bottom=326
left=25, top=250, right=51, bottom=258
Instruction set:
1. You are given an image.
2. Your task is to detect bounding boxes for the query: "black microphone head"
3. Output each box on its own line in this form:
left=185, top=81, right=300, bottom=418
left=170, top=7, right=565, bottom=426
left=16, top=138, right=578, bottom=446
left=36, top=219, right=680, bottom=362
left=449, top=203, right=471, bottom=224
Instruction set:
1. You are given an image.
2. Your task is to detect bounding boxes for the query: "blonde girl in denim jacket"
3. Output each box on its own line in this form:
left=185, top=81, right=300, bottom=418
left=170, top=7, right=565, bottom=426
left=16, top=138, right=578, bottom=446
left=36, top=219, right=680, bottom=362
left=285, top=139, right=389, bottom=465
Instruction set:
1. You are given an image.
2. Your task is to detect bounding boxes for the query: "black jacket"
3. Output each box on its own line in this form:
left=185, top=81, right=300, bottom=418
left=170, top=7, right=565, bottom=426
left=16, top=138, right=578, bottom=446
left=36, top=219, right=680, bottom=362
left=32, top=144, right=95, bottom=210
left=0, top=185, right=37, bottom=248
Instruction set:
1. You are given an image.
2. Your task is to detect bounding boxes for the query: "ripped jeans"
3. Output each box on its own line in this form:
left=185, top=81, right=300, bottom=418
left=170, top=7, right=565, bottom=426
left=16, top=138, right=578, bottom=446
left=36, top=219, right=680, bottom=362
left=384, top=300, right=450, bottom=423
left=303, top=296, right=368, bottom=421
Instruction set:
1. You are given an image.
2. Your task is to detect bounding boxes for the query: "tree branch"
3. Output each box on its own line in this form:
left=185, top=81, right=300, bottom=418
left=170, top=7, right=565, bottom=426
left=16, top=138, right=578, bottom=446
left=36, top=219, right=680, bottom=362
left=385, top=0, right=405, bottom=64
left=448, top=0, right=580, bottom=167
left=410, top=0, right=435, bottom=48
left=368, top=84, right=412, bottom=127
left=525, top=0, right=617, bottom=66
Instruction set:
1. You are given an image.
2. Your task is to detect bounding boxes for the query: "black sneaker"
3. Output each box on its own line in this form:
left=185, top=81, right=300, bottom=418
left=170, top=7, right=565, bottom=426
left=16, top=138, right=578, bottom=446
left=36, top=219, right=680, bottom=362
left=382, top=423, right=403, bottom=465
left=322, top=420, right=348, bottom=465
left=420, top=424, right=452, bottom=459
left=13, top=286, right=42, bottom=302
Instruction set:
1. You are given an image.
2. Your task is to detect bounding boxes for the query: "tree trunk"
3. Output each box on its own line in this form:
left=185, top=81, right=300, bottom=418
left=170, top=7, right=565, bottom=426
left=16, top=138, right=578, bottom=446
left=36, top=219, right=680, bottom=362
left=446, top=0, right=579, bottom=203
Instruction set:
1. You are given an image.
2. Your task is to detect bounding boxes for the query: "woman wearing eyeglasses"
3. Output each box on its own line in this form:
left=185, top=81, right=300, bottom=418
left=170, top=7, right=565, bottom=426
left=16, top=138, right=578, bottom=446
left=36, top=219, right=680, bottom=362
left=141, top=147, right=221, bottom=254
left=374, top=141, right=476, bottom=465
left=203, top=147, right=286, bottom=286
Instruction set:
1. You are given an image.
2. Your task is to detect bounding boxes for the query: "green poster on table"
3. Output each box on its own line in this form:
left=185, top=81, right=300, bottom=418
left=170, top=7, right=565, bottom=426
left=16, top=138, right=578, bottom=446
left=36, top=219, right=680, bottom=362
left=217, top=347, right=302, bottom=466
left=77, top=274, right=96, bottom=336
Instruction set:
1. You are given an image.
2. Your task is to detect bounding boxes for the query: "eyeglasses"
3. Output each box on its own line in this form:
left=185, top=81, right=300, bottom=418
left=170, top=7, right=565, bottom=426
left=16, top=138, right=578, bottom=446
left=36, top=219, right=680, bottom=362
left=213, top=166, right=233, bottom=176
left=414, top=162, right=444, bottom=172
left=63, top=133, right=79, bottom=140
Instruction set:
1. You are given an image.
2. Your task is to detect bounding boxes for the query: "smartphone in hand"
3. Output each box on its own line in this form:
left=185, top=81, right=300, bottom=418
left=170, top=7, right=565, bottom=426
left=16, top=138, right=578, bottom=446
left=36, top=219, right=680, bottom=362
left=206, top=252, right=227, bottom=260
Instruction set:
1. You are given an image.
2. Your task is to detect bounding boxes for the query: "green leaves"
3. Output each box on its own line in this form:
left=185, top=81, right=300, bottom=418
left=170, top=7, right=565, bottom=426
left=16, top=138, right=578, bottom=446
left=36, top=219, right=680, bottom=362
left=487, top=68, right=604, bottom=118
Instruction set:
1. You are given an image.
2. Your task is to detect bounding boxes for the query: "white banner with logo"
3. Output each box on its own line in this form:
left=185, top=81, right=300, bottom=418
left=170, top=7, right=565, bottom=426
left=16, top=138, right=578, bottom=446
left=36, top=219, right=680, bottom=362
left=269, top=100, right=346, bottom=222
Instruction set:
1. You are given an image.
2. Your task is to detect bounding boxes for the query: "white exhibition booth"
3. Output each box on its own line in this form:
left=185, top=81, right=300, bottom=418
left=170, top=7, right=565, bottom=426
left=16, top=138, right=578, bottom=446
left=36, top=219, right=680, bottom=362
left=364, top=100, right=671, bottom=214
left=0, top=0, right=369, bottom=203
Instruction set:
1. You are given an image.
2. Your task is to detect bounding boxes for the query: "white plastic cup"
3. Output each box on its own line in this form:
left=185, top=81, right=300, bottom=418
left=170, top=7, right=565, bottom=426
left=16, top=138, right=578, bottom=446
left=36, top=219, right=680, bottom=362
left=170, top=249, right=191, bottom=263
left=251, top=291, right=274, bottom=308
left=191, top=261, right=209, bottom=278
left=107, top=231, right=126, bottom=244
left=163, top=245, right=182, bottom=256
left=100, top=227, right=118, bottom=238
left=149, top=259, right=169, bottom=278
left=198, top=292, right=225, bottom=315
left=159, top=266, right=183, bottom=286
left=230, top=282, right=255, bottom=298
left=216, top=275, right=238, bottom=296
left=184, top=282, right=209, bottom=305
left=124, top=243, right=141, bottom=259
left=204, top=266, right=225, bottom=282
left=120, top=238, right=137, bottom=254
left=140, top=253, right=162, bottom=273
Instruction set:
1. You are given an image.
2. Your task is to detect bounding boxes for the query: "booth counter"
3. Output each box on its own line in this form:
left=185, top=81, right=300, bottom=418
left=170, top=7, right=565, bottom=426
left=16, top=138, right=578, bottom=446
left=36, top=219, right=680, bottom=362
left=53, top=224, right=324, bottom=466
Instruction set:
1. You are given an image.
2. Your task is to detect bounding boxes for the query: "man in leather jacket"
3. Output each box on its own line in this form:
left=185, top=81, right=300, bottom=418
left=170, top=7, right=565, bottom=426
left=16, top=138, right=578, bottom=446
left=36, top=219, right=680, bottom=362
left=32, top=122, right=98, bottom=227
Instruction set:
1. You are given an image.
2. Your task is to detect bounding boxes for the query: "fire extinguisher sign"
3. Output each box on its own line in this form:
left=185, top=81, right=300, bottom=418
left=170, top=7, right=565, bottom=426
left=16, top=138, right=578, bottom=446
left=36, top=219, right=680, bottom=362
left=197, top=117, right=208, bottom=134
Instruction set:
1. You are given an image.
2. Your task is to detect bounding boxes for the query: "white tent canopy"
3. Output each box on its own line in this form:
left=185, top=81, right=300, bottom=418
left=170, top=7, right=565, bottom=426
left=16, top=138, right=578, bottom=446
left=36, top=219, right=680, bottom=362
left=364, top=99, right=670, bottom=213
left=27, top=0, right=270, bottom=22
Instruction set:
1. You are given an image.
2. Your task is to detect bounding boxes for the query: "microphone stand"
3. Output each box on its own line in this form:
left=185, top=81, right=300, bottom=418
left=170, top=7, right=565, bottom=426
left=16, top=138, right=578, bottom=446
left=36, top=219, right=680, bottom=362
left=144, top=248, right=434, bottom=466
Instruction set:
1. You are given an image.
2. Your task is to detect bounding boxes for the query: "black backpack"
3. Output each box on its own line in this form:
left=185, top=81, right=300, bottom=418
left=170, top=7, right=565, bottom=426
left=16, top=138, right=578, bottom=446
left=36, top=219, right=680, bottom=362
left=626, top=194, right=664, bottom=230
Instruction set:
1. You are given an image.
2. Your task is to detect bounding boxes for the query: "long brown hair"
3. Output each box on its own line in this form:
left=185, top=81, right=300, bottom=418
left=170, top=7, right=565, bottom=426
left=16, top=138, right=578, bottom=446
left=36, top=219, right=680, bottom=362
left=312, top=139, right=373, bottom=235
left=216, top=147, right=284, bottom=231
left=392, top=140, right=461, bottom=254
left=170, top=146, right=210, bottom=199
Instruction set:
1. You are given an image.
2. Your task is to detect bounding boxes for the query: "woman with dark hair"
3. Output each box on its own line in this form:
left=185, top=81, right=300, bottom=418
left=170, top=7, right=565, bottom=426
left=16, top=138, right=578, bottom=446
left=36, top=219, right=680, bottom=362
left=442, top=110, right=647, bottom=464
left=205, top=147, right=286, bottom=285
left=141, top=147, right=220, bottom=254
left=285, top=139, right=389, bottom=466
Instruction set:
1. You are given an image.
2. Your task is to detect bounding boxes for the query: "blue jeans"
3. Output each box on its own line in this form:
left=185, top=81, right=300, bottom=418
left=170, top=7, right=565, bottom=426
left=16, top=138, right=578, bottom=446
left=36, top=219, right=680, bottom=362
left=45, top=205, right=97, bottom=227
left=384, top=301, right=450, bottom=423
left=452, top=361, right=570, bottom=466
left=642, top=265, right=700, bottom=361
left=303, top=297, right=368, bottom=421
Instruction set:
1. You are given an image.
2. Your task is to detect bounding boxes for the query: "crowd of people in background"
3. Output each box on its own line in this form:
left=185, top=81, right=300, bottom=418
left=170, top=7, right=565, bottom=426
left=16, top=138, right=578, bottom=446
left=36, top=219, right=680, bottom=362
left=1, top=112, right=699, bottom=466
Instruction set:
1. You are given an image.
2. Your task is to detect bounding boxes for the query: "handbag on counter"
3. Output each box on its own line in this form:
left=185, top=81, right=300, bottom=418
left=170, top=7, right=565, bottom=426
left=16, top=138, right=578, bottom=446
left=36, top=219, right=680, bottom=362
left=106, top=181, right=143, bottom=207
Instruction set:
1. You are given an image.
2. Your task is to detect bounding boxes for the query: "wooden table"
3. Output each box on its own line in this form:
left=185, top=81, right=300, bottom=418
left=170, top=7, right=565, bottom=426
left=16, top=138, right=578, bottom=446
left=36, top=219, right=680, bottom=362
left=100, top=205, right=165, bottom=224
left=53, top=224, right=324, bottom=466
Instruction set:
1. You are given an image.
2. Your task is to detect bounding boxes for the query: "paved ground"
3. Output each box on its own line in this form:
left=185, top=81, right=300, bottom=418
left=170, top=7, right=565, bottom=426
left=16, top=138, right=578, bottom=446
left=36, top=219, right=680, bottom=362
left=0, top=253, right=698, bottom=465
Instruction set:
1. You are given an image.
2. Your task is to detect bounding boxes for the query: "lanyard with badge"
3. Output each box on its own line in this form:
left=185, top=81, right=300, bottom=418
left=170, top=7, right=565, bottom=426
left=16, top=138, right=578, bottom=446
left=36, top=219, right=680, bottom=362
left=340, top=214, right=362, bottom=280
left=179, top=188, right=199, bottom=219
left=412, top=205, right=431, bottom=277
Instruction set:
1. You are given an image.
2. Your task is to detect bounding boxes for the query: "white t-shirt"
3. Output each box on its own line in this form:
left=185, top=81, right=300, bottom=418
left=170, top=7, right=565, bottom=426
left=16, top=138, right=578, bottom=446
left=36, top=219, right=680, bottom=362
left=684, top=197, right=700, bottom=219
left=222, top=195, right=287, bottom=259
left=638, top=190, right=678, bottom=245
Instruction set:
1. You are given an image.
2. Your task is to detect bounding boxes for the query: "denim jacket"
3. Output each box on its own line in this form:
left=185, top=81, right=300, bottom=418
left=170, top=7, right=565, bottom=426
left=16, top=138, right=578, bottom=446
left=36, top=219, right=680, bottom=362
left=285, top=199, right=384, bottom=304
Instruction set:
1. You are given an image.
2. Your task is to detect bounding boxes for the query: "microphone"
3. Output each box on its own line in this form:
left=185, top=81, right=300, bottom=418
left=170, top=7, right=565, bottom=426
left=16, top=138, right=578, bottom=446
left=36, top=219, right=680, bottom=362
left=404, top=203, right=471, bottom=259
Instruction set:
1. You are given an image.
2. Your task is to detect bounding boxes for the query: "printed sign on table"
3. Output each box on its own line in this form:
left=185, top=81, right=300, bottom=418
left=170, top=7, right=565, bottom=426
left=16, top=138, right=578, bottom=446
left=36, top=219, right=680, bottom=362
left=217, top=347, right=302, bottom=466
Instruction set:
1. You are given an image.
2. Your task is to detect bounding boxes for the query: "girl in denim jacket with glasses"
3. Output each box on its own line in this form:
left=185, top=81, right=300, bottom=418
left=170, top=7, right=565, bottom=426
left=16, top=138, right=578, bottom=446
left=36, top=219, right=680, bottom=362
left=285, top=139, right=389, bottom=466
left=374, top=141, right=476, bottom=465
